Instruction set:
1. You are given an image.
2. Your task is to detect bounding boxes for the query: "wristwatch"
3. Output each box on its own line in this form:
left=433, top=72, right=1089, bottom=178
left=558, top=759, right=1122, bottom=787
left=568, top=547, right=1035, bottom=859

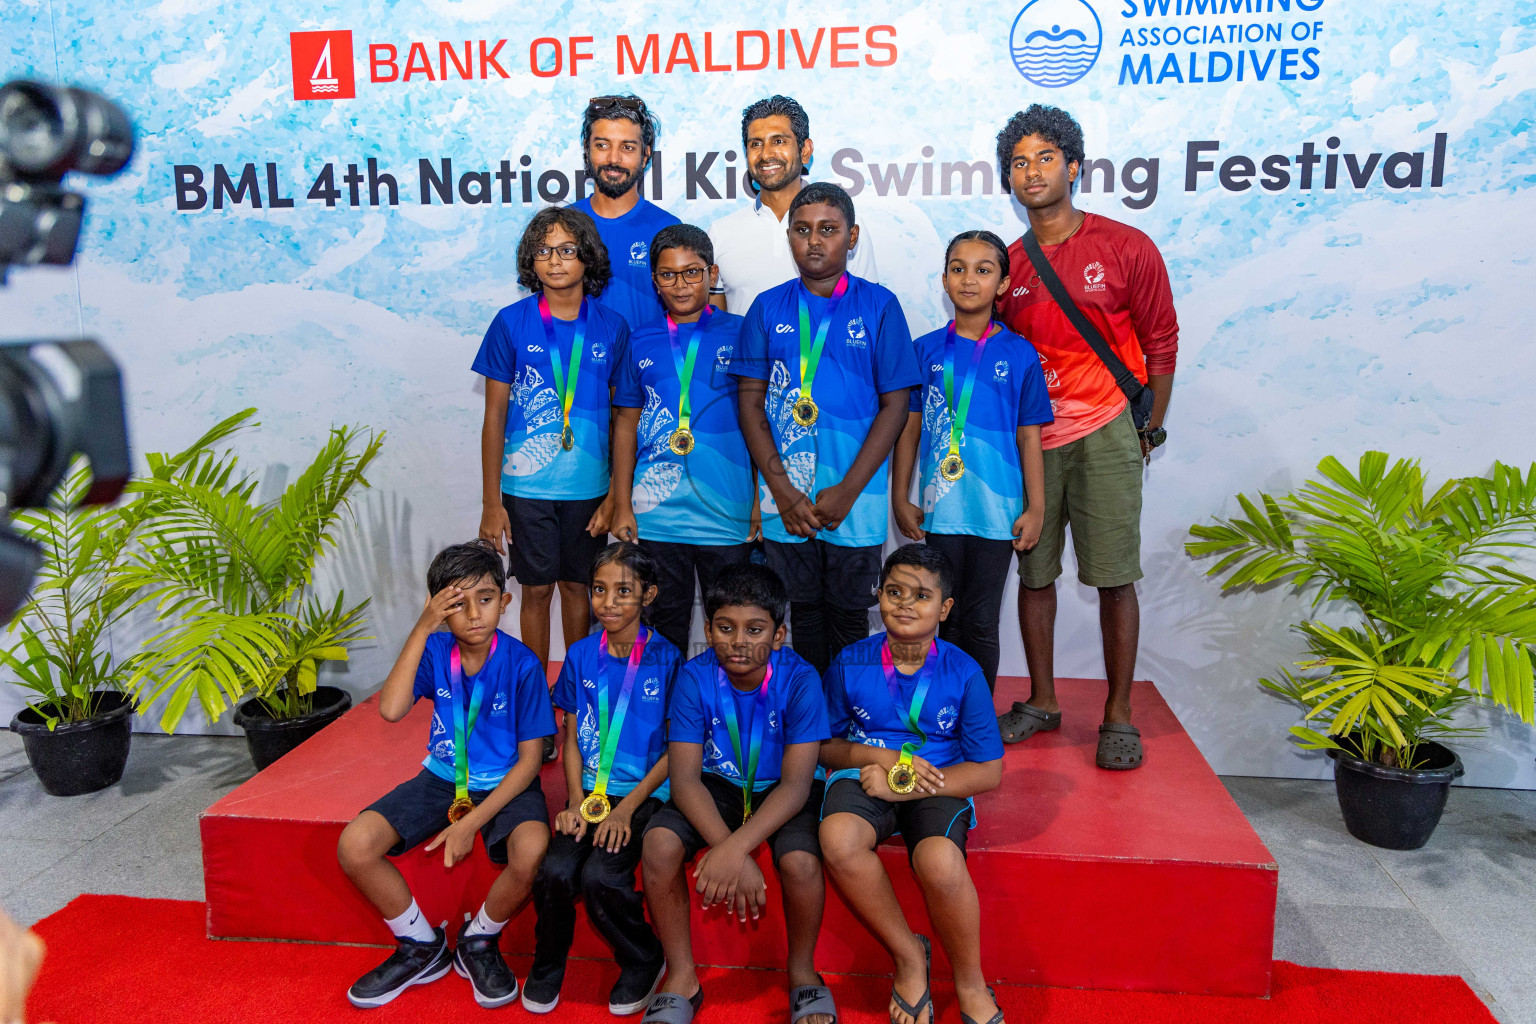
left=1138, top=425, right=1167, bottom=449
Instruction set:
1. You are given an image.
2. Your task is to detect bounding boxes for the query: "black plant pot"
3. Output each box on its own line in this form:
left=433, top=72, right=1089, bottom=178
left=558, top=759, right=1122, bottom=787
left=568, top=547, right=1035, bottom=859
left=9, top=691, right=134, bottom=797
left=233, top=685, right=353, bottom=772
left=1328, top=738, right=1464, bottom=850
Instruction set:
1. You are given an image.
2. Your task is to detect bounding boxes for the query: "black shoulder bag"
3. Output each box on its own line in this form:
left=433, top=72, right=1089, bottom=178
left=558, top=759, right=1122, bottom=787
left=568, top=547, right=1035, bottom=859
left=1019, top=230, right=1155, bottom=431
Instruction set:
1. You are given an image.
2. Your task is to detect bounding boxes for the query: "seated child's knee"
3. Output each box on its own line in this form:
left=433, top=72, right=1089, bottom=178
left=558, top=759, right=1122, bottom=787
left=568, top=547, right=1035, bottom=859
left=912, top=839, right=968, bottom=894
left=642, top=828, right=684, bottom=876
left=337, top=813, right=389, bottom=870
left=818, top=817, right=871, bottom=869
left=776, top=849, right=822, bottom=886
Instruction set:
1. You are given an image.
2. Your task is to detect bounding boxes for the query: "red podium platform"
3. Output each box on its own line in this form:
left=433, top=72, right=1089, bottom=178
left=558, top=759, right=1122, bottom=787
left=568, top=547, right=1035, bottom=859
left=201, top=677, right=1276, bottom=997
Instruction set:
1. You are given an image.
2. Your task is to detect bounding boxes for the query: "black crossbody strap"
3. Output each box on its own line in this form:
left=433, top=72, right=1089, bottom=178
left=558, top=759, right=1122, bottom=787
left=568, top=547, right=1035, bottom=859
left=1020, top=230, right=1143, bottom=403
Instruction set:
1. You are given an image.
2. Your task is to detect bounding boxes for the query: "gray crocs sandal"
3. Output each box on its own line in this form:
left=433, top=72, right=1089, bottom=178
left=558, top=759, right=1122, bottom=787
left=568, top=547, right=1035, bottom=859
left=1096, top=722, right=1144, bottom=770
left=790, top=976, right=838, bottom=1024
left=890, top=934, right=932, bottom=1024
left=642, top=989, right=704, bottom=1024
left=997, top=702, right=1061, bottom=744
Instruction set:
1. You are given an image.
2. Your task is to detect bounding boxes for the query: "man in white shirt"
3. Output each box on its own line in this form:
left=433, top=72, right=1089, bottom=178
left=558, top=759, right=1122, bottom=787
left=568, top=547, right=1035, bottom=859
left=710, top=95, right=878, bottom=315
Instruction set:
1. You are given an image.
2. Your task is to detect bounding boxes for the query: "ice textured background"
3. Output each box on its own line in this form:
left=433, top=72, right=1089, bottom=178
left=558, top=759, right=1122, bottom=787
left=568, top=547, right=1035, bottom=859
left=3, top=0, right=1533, bottom=786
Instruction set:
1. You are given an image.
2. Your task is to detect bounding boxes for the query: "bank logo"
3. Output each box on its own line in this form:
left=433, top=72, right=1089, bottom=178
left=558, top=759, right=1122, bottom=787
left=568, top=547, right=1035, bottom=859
left=1009, top=0, right=1102, bottom=89
left=290, top=30, right=356, bottom=101
left=639, top=357, right=654, bottom=370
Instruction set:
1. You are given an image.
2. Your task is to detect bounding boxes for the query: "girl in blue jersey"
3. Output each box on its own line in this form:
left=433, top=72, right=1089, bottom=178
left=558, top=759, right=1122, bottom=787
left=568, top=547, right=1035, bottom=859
left=891, top=230, right=1051, bottom=693
left=610, top=224, right=758, bottom=656
left=527, top=542, right=679, bottom=1015
left=473, top=208, right=631, bottom=671
left=820, top=544, right=1007, bottom=1024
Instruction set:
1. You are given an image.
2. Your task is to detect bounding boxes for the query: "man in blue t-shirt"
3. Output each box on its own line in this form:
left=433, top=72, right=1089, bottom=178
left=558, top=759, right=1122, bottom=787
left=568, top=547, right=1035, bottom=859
left=732, top=182, right=919, bottom=675
left=612, top=223, right=757, bottom=656
left=572, top=94, right=679, bottom=330
left=639, top=563, right=837, bottom=1024
left=336, top=541, right=556, bottom=1011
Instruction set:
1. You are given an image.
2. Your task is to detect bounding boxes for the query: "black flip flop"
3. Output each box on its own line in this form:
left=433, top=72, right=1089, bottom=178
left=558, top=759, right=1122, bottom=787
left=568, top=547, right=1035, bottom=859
left=998, top=702, right=1061, bottom=744
left=961, top=985, right=1005, bottom=1024
left=890, top=934, right=932, bottom=1024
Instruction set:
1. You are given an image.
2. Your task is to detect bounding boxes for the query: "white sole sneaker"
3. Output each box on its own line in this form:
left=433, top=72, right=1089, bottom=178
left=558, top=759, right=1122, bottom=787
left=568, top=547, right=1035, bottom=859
left=522, top=988, right=561, bottom=1014
left=454, top=956, right=520, bottom=1009
left=347, top=956, right=452, bottom=1008
left=609, top=960, right=667, bottom=1016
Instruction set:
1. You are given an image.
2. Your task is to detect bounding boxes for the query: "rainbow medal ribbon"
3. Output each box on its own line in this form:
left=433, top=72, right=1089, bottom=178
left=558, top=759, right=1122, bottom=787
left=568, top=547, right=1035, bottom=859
left=715, top=659, right=774, bottom=824
left=446, top=634, right=499, bottom=822
left=665, top=307, right=712, bottom=456
left=580, top=628, right=651, bottom=824
left=938, top=320, right=997, bottom=483
left=882, top=638, right=937, bottom=795
left=791, top=273, right=850, bottom=427
left=539, top=294, right=588, bottom=452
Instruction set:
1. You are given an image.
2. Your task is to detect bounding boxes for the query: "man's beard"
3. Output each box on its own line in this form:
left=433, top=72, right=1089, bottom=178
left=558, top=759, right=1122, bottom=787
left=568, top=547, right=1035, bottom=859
left=750, top=154, right=803, bottom=193
left=588, top=160, right=642, bottom=199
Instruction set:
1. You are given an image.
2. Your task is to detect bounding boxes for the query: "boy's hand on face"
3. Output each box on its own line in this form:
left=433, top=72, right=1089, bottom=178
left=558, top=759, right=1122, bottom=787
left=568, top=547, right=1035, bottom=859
left=554, top=805, right=589, bottom=841
left=416, top=588, right=464, bottom=633
left=778, top=490, right=821, bottom=538
left=479, top=502, right=512, bottom=554
left=610, top=505, right=639, bottom=543
left=894, top=500, right=927, bottom=542
left=1013, top=506, right=1044, bottom=552
left=592, top=803, right=635, bottom=853
left=693, top=839, right=747, bottom=910
left=424, top=817, right=478, bottom=868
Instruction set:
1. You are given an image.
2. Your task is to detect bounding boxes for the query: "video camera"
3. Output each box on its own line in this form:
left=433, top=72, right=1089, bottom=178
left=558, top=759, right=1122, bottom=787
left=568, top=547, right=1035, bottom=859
left=0, top=79, right=134, bottom=620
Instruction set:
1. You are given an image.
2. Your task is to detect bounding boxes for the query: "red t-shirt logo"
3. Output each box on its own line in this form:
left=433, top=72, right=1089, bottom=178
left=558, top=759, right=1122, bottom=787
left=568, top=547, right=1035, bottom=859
left=290, top=30, right=355, bottom=101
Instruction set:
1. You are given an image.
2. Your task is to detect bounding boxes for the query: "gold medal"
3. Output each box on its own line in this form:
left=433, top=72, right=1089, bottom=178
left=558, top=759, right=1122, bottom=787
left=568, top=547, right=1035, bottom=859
left=560, top=425, right=575, bottom=451
left=939, top=454, right=965, bottom=482
left=668, top=427, right=695, bottom=456
left=791, top=396, right=819, bottom=427
left=447, top=796, right=476, bottom=823
left=579, top=793, right=612, bottom=824
left=887, top=762, right=917, bottom=795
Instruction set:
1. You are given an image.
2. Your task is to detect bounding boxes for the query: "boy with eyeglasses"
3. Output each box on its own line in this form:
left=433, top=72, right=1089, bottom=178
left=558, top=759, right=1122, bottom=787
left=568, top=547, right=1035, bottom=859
left=573, top=94, right=679, bottom=329
left=610, top=224, right=757, bottom=656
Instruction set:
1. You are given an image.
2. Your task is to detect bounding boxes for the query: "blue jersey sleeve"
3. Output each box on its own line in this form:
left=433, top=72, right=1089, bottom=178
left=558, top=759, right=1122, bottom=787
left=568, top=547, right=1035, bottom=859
left=667, top=663, right=708, bottom=744
left=823, top=659, right=852, bottom=741
left=513, top=654, right=557, bottom=742
left=608, top=317, right=632, bottom=390
left=412, top=637, right=439, bottom=701
left=731, top=296, right=771, bottom=381
left=782, top=661, right=832, bottom=745
left=614, top=332, right=644, bottom=408
left=551, top=652, right=580, bottom=715
left=471, top=312, right=515, bottom=383
left=872, top=294, right=919, bottom=394
left=957, top=665, right=1006, bottom=764
left=1016, top=343, right=1054, bottom=427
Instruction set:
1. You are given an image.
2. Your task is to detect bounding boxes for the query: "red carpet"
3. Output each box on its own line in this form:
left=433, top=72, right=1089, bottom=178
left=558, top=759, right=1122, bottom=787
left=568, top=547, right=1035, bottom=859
left=28, top=895, right=1495, bottom=1024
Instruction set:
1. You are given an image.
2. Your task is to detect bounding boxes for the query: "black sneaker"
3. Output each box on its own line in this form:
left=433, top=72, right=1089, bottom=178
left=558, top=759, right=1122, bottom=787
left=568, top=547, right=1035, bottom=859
left=521, top=959, right=564, bottom=1014
left=454, top=920, right=519, bottom=1008
left=610, top=959, right=666, bottom=1016
left=347, top=926, right=452, bottom=1008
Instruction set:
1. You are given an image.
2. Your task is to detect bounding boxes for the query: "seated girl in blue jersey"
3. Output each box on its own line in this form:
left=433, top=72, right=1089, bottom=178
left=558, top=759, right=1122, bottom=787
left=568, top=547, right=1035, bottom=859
left=336, top=541, right=556, bottom=1011
left=819, top=544, right=1007, bottom=1024
left=473, top=206, right=630, bottom=673
left=891, top=230, right=1051, bottom=702
left=610, top=223, right=759, bottom=656
left=525, top=542, right=680, bottom=1016
left=638, top=563, right=837, bottom=1024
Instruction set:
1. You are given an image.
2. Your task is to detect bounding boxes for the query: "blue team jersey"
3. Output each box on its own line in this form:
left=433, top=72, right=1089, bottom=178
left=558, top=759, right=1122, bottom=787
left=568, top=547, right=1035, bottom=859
left=669, top=647, right=830, bottom=790
left=824, top=633, right=1004, bottom=771
left=472, top=294, right=630, bottom=500
left=614, top=311, right=755, bottom=546
left=733, top=274, right=919, bottom=549
left=553, top=628, right=680, bottom=802
left=571, top=195, right=678, bottom=329
left=909, top=324, right=1053, bottom=540
left=413, top=629, right=557, bottom=790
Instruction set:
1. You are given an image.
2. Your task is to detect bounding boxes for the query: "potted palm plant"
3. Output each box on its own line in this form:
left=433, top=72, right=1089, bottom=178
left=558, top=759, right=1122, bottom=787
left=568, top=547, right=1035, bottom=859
left=3, top=411, right=253, bottom=795
left=1187, top=452, right=1536, bottom=849
left=120, top=416, right=384, bottom=770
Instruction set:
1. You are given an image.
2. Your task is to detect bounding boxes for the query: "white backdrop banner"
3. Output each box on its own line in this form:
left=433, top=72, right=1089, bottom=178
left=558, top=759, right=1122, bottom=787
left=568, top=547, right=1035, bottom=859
left=4, top=0, right=1534, bottom=786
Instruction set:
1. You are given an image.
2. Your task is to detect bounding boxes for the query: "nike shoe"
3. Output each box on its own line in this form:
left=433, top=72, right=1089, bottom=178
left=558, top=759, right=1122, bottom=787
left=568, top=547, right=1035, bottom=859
left=347, top=926, right=452, bottom=1008
left=521, top=959, right=564, bottom=1014
left=610, top=959, right=666, bottom=1016
left=454, top=920, right=520, bottom=1008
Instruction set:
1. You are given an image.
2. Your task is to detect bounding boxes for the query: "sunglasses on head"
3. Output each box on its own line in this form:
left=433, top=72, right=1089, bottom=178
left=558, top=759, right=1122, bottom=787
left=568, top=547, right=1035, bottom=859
left=588, top=94, right=647, bottom=114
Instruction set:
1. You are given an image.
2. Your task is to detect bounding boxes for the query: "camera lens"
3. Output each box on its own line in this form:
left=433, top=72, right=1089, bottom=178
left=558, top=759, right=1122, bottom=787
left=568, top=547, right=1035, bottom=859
left=0, top=81, right=134, bottom=180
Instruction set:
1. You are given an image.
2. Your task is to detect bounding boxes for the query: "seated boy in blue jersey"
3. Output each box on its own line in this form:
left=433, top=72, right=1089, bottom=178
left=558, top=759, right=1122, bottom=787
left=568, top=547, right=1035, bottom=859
left=336, top=541, right=556, bottom=1010
left=475, top=207, right=630, bottom=673
left=526, top=543, right=680, bottom=1015
left=732, top=181, right=920, bottom=675
left=638, top=564, right=837, bottom=1024
left=819, top=544, right=1007, bottom=1024
left=573, top=94, right=679, bottom=329
left=891, top=230, right=1052, bottom=696
left=611, top=223, right=757, bottom=655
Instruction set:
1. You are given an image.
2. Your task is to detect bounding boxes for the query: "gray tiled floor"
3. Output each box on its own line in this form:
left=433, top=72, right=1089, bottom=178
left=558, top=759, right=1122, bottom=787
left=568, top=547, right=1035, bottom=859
left=0, top=733, right=1530, bottom=1021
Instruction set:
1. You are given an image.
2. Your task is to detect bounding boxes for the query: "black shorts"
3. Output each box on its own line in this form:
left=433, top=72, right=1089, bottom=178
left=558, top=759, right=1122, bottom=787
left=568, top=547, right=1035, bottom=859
left=366, top=769, right=548, bottom=866
left=764, top=539, right=881, bottom=608
left=504, top=493, right=608, bottom=586
left=644, top=772, right=824, bottom=865
left=821, top=777, right=973, bottom=861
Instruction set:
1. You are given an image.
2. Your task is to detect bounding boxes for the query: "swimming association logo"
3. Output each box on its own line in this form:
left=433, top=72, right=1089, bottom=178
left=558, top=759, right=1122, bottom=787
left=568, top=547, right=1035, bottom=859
left=629, top=241, right=649, bottom=264
left=290, top=30, right=356, bottom=101
left=1008, top=0, right=1102, bottom=88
